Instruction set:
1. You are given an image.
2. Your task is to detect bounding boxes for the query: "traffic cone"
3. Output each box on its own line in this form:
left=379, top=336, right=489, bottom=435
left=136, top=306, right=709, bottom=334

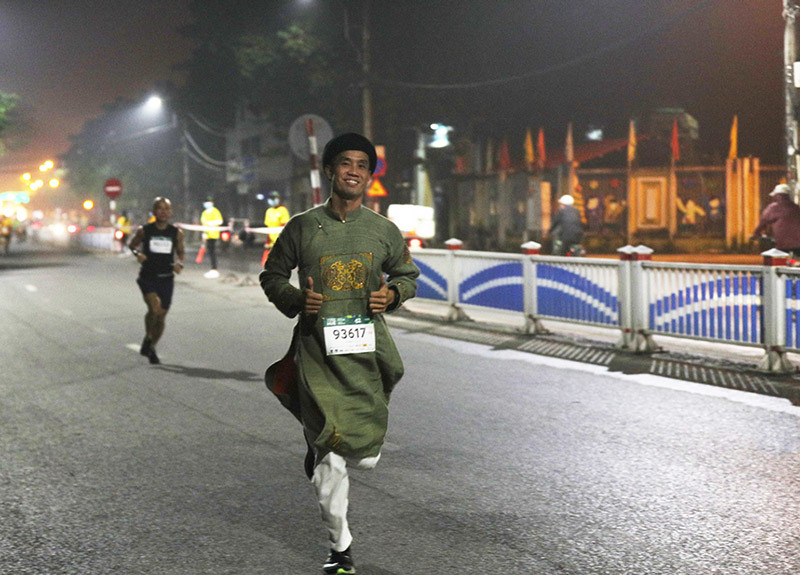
left=195, top=244, right=206, bottom=264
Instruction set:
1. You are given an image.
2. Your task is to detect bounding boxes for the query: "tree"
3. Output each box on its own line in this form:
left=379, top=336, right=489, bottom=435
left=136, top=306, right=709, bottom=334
left=61, top=97, right=185, bottom=216
left=177, top=0, right=360, bottom=130
left=0, top=91, right=21, bottom=156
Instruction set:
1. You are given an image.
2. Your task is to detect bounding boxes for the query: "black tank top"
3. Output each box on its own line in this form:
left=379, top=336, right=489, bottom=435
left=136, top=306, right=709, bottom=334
left=139, top=223, right=178, bottom=279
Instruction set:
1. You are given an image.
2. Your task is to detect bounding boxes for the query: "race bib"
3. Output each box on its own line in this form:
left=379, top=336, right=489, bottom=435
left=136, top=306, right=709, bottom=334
left=323, top=315, right=375, bottom=356
left=149, top=236, right=173, bottom=254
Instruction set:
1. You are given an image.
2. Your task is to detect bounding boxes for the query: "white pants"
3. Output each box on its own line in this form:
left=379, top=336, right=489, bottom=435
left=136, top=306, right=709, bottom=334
left=310, top=451, right=380, bottom=552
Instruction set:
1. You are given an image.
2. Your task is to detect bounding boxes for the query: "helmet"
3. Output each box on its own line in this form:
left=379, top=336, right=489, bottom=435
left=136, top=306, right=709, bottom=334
left=770, top=184, right=791, bottom=196
left=558, top=194, right=574, bottom=206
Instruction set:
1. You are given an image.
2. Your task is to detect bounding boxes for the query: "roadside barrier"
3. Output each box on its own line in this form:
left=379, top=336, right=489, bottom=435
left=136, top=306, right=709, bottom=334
left=74, top=224, right=798, bottom=373
left=411, top=240, right=799, bottom=373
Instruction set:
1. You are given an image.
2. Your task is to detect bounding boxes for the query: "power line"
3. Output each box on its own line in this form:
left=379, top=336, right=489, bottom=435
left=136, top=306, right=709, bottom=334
left=186, top=148, right=225, bottom=172
left=186, top=112, right=227, bottom=137
left=183, top=129, right=227, bottom=167
left=373, top=0, right=721, bottom=91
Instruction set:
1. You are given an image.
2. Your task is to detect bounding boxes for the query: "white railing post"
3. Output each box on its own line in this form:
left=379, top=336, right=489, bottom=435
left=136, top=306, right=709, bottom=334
left=624, top=245, right=660, bottom=353
left=757, top=248, right=793, bottom=373
left=616, top=245, right=635, bottom=350
left=521, top=241, right=548, bottom=334
left=444, top=238, right=468, bottom=321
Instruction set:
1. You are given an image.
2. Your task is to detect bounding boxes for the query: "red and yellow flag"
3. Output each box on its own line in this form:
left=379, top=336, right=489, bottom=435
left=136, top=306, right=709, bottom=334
left=728, top=115, right=738, bottom=159
left=670, top=118, right=680, bottom=162
left=627, top=119, right=637, bottom=166
left=537, top=128, right=546, bottom=169
left=524, top=128, right=535, bottom=170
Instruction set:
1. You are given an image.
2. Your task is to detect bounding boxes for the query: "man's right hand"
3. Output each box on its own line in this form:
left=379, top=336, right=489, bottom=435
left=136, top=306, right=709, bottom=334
left=303, top=277, right=323, bottom=315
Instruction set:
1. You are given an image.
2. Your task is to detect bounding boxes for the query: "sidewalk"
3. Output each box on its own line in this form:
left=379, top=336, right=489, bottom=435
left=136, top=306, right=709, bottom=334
left=396, top=299, right=800, bottom=407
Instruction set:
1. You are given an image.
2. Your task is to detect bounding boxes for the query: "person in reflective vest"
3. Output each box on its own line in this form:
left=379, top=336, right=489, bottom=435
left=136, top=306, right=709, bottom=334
left=264, top=191, right=290, bottom=247
left=200, top=198, right=223, bottom=278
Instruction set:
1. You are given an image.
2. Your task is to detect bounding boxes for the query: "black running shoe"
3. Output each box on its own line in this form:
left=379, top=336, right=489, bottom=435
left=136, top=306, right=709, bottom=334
left=147, top=348, right=160, bottom=365
left=323, top=547, right=355, bottom=574
left=140, top=336, right=152, bottom=356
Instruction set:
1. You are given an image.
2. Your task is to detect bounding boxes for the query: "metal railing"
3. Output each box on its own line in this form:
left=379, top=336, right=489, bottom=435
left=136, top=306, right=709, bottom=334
left=73, top=226, right=799, bottom=373
left=410, top=244, right=799, bottom=373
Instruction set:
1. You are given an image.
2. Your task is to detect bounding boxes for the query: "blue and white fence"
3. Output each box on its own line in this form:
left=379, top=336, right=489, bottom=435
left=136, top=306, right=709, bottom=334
left=410, top=244, right=800, bottom=373
left=74, top=225, right=800, bottom=373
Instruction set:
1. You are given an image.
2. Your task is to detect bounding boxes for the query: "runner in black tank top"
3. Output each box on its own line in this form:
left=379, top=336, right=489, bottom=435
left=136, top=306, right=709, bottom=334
left=127, top=197, right=185, bottom=364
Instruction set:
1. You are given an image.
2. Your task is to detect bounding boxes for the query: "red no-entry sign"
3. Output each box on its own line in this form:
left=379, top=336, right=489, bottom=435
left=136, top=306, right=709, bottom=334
left=104, top=178, right=122, bottom=199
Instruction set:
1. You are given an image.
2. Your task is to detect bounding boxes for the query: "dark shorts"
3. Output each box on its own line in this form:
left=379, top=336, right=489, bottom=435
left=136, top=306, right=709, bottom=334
left=137, top=276, right=175, bottom=310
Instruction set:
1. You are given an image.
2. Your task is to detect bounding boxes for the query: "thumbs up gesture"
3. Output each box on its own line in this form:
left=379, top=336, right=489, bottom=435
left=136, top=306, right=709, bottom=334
left=369, top=275, right=395, bottom=314
left=303, top=276, right=324, bottom=315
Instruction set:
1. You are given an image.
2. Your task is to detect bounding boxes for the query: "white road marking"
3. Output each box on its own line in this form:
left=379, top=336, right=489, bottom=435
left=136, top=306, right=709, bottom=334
left=24, top=284, right=37, bottom=292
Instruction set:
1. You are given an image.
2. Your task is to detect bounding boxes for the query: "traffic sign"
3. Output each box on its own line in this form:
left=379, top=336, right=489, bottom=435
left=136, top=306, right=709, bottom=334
left=104, top=178, right=122, bottom=199
left=367, top=178, right=388, bottom=197
left=374, top=145, right=387, bottom=177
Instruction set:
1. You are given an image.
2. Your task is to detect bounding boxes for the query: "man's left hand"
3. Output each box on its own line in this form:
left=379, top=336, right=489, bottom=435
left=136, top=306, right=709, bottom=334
left=369, top=276, right=395, bottom=314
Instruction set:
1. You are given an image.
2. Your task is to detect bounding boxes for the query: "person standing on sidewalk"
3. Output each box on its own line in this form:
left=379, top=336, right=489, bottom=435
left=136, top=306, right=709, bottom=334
left=128, top=197, right=185, bottom=365
left=259, top=133, right=419, bottom=574
left=200, top=198, right=223, bottom=278
left=752, top=184, right=800, bottom=259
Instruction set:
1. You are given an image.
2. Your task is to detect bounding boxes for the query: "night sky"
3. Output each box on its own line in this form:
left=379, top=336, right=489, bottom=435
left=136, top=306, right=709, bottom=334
left=0, top=0, right=786, bottom=192
left=0, top=0, right=192, bottom=189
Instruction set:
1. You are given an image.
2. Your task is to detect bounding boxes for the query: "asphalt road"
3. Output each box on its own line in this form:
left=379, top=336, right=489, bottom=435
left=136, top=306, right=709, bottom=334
left=1, top=245, right=799, bottom=575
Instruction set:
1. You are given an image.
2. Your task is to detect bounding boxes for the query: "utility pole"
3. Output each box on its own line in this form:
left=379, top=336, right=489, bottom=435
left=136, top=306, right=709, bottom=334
left=784, top=0, right=800, bottom=193
left=361, top=0, right=373, bottom=141
left=180, top=115, right=191, bottom=221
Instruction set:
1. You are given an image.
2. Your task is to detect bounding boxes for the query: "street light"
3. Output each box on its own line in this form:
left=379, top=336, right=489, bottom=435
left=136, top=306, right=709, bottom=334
left=415, top=124, right=453, bottom=206
left=144, top=95, right=163, bottom=113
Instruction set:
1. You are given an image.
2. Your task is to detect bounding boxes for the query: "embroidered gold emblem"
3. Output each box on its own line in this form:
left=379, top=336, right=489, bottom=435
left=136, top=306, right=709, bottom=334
left=323, top=259, right=368, bottom=291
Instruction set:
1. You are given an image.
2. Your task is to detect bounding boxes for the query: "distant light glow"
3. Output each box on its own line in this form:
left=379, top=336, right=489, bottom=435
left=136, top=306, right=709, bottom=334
left=144, top=95, right=163, bottom=113
left=586, top=128, right=603, bottom=141
left=83, top=200, right=94, bottom=210
left=428, top=124, right=453, bottom=149
left=49, top=178, right=60, bottom=188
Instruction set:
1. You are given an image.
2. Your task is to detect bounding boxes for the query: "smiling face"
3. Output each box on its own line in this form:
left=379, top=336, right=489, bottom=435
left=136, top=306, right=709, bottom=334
left=325, top=150, right=371, bottom=202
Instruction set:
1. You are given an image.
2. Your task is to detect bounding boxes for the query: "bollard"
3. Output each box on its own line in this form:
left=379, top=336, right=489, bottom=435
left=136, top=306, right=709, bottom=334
left=617, top=244, right=659, bottom=353
left=761, top=247, right=789, bottom=267
left=520, top=241, right=547, bottom=334
left=443, top=238, right=468, bottom=321
left=445, top=238, right=463, bottom=250
left=757, top=248, right=793, bottom=373
left=632, top=244, right=654, bottom=261
left=520, top=241, right=541, bottom=255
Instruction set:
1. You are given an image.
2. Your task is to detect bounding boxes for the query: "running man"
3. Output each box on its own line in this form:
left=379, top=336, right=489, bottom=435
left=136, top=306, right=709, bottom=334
left=128, top=197, right=185, bottom=365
